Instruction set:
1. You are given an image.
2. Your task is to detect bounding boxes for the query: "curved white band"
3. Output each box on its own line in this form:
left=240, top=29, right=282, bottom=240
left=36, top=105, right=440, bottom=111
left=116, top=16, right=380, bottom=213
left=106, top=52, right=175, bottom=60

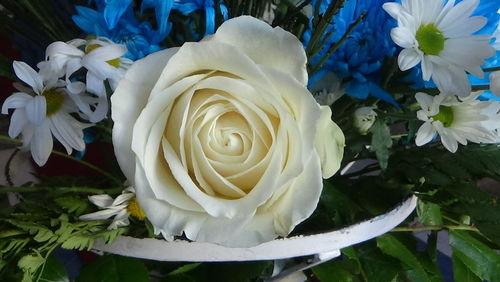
left=93, top=196, right=417, bottom=262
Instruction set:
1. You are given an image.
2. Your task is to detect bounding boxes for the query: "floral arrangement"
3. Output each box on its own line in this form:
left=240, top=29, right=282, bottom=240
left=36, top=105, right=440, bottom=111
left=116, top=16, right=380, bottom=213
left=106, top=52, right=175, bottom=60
left=1, top=0, right=500, bottom=281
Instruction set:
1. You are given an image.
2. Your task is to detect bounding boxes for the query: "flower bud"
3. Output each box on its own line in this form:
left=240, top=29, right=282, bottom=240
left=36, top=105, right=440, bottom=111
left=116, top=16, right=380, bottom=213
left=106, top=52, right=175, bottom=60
left=353, top=107, right=377, bottom=135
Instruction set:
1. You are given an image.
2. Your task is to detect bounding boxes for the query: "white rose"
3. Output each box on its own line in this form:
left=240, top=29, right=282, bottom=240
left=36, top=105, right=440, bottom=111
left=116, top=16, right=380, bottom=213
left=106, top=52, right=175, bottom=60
left=111, top=16, right=345, bottom=247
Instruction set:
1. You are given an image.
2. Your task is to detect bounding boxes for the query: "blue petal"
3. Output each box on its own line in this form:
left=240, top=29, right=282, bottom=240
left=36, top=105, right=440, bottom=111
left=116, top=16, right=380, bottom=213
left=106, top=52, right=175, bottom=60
left=154, top=0, right=174, bottom=38
left=204, top=6, right=215, bottom=35
left=73, top=6, right=102, bottom=33
left=103, top=0, right=133, bottom=29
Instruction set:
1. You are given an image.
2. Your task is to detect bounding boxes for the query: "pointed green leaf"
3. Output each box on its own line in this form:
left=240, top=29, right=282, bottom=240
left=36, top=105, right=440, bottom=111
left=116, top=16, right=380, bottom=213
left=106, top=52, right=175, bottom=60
left=452, top=251, right=481, bottom=282
left=449, top=230, right=500, bottom=282
left=376, top=234, right=438, bottom=282
left=168, top=263, right=202, bottom=276
left=39, top=256, right=69, bottom=282
left=370, top=119, right=392, bottom=169
left=312, top=260, right=353, bottom=282
left=417, top=200, right=443, bottom=226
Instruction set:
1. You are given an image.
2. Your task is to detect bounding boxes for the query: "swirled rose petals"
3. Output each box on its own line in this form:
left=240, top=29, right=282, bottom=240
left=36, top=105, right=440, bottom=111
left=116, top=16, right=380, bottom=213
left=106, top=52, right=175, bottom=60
left=112, top=16, right=345, bottom=247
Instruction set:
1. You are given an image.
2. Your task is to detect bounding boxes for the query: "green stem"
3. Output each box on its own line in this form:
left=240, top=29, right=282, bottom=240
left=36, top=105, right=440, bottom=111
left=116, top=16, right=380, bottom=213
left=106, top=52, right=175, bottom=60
left=0, top=135, right=22, bottom=145
left=0, top=186, right=123, bottom=195
left=408, top=85, right=490, bottom=95
left=51, top=150, right=123, bottom=186
left=309, top=11, right=367, bottom=76
left=392, top=134, right=408, bottom=139
left=0, top=135, right=122, bottom=186
left=483, top=66, right=500, bottom=73
left=392, top=225, right=479, bottom=232
left=442, top=215, right=462, bottom=225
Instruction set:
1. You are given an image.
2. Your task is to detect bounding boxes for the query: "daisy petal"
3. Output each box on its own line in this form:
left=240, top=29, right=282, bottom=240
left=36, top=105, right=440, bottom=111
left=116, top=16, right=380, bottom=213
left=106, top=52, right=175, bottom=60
left=86, top=72, right=106, bottom=97
left=8, top=109, right=28, bottom=138
left=490, top=71, right=500, bottom=96
left=415, top=122, right=436, bottom=146
left=88, top=194, right=115, bottom=208
left=415, top=92, right=433, bottom=111
left=421, top=57, right=433, bottom=81
left=435, top=122, right=458, bottom=153
left=382, top=3, right=405, bottom=20
left=391, top=27, right=416, bottom=49
left=46, top=41, right=85, bottom=59
left=79, top=209, right=119, bottom=221
left=30, top=120, right=53, bottom=166
left=25, top=96, right=46, bottom=126
left=50, top=113, right=86, bottom=154
left=437, top=0, right=478, bottom=31
left=398, top=48, right=421, bottom=71
left=2, top=92, right=32, bottom=114
left=13, top=61, right=44, bottom=94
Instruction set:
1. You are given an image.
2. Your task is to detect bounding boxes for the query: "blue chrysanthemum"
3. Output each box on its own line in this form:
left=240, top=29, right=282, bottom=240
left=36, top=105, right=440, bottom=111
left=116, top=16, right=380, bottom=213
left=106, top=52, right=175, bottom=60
left=305, top=0, right=399, bottom=106
left=73, top=5, right=166, bottom=60
left=174, top=0, right=228, bottom=37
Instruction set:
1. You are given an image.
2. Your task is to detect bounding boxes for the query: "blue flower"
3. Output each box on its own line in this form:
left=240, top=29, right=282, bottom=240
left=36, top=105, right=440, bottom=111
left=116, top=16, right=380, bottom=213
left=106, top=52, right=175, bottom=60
left=305, top=0, right=399, bottom=107
left=174, top=0, right=228, bottom=36
left=90, top=0, right=174, bottom=40
left=141, top=0, right=174, bottom=38
left=73, top=5, right=166, bottom=60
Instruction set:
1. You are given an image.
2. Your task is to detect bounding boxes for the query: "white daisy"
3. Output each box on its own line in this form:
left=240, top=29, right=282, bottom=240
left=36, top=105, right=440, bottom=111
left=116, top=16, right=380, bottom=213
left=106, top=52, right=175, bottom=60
left=81, top=37, right=133, bottom=96
left=38, top=37, right=131, bottom=122
left=79, top=187, right=145, bottom=230
left=415, top=91, right=500, bottom=153
left=383, top=0, right=495, bottom=97
left=1, top=61, right=91, bottom=166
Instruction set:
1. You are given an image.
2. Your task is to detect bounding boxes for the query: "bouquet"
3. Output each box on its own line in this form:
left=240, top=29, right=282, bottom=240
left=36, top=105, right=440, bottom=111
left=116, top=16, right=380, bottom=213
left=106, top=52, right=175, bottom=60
left=1, top=0, right=500, bottom=281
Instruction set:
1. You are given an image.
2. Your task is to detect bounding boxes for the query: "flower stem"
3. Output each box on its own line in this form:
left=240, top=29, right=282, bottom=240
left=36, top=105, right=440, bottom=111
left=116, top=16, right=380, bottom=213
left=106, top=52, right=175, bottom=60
left=402, top=84, right=490, bottom=95
left=0, top=186, right=123, bottom=194
left=483, top=66, right=500, bottom=73
left=50, top=150, right=123, bottom=186
left=392, top=225, right=479, bottom=232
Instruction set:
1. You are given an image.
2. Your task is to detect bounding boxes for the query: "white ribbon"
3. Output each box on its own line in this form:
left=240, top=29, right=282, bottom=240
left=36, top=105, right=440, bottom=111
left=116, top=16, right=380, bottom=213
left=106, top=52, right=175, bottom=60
left=93, top=196, right=417, bottom=262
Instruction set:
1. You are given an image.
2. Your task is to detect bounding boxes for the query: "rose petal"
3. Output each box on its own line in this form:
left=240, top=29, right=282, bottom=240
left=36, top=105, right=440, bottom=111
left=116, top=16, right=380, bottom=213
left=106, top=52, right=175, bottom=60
left=213, top=16, right=308, bottom=86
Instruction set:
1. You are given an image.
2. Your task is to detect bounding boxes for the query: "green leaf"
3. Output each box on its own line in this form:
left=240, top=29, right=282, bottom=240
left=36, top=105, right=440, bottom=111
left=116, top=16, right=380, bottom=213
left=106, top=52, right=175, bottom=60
left=449, top=230, right=500, bottom=282
left=100, top=228, right=126, bottom=244
left=1, top=238, right=29, bottom=256
left=18, top=253, right=45, bottom=281
left=370, top=119, right=392, bottom=169
left=417, top=200, right=443, bottom=226
left=376, top=234, right=438, bottom=282
left=54, top=197, right=89, bottom=216
left=312, top=260, right=353, bottom=282
left=168, top=263, right=202, bottom=276
left=39, top=257, right=69, bottom=282
left=358, top=245, right=399, bottom=282
left=452, top=251, right=481, bottom=282
left=4, top=219, right=55, bottom=243
left=77, top=255, right=149, bottom=282
left=60, top=235, right=94, bottom=251
left=0, top=229, right=25, bottom=239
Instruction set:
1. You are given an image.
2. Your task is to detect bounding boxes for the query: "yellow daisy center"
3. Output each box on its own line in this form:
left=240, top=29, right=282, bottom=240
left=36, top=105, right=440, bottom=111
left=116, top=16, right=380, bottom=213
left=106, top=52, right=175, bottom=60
left=42, top=89, right=65, bottom=117
left=416, top=24, right=446, bottom=56
left=85, top=44, right=121, bottom=68
left=432, top=106, right=454, bottom=127
left=127, top=196, right=146, bottom=220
